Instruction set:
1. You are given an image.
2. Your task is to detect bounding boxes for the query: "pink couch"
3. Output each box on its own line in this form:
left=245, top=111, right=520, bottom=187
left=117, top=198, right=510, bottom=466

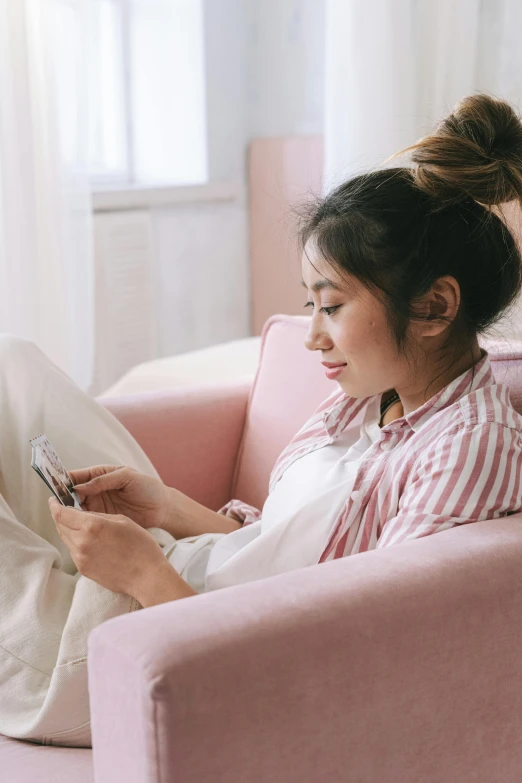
left=3, top=313, right=522, bottom=782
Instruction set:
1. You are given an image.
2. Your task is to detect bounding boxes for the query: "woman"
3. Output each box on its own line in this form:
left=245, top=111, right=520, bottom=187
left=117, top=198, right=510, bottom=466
left=2, top=92, right=522, bottom=747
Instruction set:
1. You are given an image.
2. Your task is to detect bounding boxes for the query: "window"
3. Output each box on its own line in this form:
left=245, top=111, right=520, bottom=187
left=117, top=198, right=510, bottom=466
left=57, top=0, right=208, bottom=187
left=87, top=0, right=129, bottom=182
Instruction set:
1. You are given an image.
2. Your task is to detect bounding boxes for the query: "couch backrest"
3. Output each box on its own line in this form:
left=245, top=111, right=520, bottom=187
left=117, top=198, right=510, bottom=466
left=232, top=314, right=522, bottom=510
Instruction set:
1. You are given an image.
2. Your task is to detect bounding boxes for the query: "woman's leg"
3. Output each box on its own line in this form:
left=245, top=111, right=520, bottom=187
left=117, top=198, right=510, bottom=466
left=0, top=335, right=162, bottom=565
left=0, top=336, right=174, bottom=747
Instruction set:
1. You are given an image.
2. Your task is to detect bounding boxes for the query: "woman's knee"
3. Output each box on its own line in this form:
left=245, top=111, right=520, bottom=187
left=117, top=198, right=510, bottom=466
left=0, top=334, right=47, bottom=374
left=0, top=334, right=42, bottom=357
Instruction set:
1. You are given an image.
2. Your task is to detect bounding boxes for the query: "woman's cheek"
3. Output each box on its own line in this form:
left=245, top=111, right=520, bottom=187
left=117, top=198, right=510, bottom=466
left=337, top=315, right=368, bottom=347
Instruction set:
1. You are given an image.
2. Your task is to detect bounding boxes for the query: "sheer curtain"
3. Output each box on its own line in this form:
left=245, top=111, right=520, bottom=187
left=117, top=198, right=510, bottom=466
left=0, top=0, right=94, bottom=391
left=324, top=0, right=522, bottom=188
left=323, top=0, right=522, bottom=338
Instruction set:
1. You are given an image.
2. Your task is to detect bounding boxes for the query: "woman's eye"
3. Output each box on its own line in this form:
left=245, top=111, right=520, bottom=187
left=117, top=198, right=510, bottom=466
left=303, top=302, right=340, bottom=316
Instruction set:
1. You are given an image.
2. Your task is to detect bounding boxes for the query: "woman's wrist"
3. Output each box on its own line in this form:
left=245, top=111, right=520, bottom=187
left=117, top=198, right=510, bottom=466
left=162, top=486, right=242, bottom=538
left=133, top=559, right=196, bottom=608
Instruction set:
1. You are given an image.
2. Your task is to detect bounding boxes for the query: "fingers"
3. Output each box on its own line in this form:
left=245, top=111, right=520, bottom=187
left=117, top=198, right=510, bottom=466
left=49, top=496, right=120, bottom=527
left=69, top=465, right=121, bottom=486
left=70, top=466, right=128, bottom=495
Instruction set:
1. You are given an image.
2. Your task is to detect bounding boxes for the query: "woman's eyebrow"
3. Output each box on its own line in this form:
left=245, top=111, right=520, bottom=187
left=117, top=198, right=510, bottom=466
left=299, top=279, right=343, bottom=292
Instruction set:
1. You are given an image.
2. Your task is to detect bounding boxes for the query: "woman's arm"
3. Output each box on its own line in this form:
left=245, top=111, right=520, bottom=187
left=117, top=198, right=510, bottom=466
left=132, top=492, right=263, bottom=607
left=132, top=559, right=197, bottom=608
left=162, top=487, right=243, bottom=538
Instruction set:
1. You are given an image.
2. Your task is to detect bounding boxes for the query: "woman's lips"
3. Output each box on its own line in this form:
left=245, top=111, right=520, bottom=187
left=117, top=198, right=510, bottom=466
left=323, top=364, right=347, bottom=379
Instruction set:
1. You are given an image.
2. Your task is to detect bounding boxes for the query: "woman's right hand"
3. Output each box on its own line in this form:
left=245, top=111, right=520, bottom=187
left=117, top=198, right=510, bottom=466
left=69, top=465, right=171, bottom=531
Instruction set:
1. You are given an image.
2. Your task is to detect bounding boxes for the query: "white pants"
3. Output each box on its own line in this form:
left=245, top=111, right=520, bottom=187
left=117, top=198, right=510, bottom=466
left=0, top=336, right=223, bottom=748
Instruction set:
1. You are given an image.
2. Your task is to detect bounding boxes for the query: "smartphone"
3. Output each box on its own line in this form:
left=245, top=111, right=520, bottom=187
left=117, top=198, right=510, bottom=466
left=30, top=434, right=83, bottom=510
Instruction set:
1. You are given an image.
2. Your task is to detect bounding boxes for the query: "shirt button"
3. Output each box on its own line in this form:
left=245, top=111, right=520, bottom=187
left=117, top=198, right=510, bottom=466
left=380, top=440, right=392, bottom=451
left=351, top=489, right=361, bottom=500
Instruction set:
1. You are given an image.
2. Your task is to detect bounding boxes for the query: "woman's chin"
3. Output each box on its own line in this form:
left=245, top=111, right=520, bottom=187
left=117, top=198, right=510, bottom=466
left=337, top=380, right=370, bottom=399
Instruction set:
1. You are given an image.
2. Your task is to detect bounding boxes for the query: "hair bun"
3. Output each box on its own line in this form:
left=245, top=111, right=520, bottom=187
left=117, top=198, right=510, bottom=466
left=401, top=94, right=522, bottom=206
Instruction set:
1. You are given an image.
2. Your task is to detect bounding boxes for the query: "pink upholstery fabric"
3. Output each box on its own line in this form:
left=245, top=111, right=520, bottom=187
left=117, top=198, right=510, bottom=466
left=248, top=137, right=324, bottom=334
left=233, top=314, right=332, bottom=510
left=3, top=314, right=522, bottom=782
left=98, top=379, right=251, bottom=512
left=88, top=513, right=522, bottom=783
left=0, top=733, right=93, bottom=782
left=479, top=338, right=522, bottom=412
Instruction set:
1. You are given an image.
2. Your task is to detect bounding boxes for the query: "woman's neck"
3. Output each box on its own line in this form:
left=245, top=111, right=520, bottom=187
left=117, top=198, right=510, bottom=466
left=379, top=340, right=483, bottom=425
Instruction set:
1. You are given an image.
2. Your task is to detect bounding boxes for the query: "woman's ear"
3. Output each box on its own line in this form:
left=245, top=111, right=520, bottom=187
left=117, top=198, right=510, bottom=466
left=413, top=276, right=461, bottom=338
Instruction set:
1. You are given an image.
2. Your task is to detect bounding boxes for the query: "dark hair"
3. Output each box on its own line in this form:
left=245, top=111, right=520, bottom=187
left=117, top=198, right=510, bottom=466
left=298, top=93, right=522, bottom=398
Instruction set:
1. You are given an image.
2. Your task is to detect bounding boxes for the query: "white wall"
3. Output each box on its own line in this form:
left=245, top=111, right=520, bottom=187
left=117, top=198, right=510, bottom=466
left=153, top=200, right=249, bottom=357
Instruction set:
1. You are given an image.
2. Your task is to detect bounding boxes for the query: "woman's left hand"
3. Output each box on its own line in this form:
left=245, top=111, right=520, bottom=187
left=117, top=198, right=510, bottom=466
left=48, top=496, right=166, bottom=597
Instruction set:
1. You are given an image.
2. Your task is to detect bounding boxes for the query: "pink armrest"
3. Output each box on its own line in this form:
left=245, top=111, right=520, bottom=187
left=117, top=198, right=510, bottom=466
left=88, top=512, right=522, bottom=783
left=97, top=379, right=251, bottom=511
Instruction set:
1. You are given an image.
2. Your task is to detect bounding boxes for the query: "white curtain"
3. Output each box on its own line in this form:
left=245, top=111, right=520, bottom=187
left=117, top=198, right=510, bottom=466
left=0, top=0, right=94, bottom=391
left=323, top=0, right=522, bottom=339
left=324, top=0, right=522, bottom=190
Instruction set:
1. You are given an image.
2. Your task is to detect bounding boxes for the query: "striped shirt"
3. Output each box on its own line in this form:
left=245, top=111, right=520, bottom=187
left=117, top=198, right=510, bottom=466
left=218, top=349, right=522, bottom=562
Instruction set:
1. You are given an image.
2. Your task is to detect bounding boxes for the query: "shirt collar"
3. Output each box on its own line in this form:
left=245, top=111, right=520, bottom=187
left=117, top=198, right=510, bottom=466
left=323, top=348, right=494, bottom=438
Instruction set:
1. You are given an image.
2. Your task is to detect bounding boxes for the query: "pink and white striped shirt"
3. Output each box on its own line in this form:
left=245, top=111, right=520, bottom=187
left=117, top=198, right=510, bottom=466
left=218, top=349, right=522, bottom=562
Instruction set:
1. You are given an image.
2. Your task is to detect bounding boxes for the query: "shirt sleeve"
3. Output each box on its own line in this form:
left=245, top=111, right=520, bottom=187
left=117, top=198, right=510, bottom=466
left=376, top=421, right=522, bottom=548
left=216, top=499, right=262, bottom=527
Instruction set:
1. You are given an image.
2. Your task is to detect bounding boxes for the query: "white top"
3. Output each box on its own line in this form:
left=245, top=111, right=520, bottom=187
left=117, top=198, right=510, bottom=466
left=201, top=394, right=383, bottom=591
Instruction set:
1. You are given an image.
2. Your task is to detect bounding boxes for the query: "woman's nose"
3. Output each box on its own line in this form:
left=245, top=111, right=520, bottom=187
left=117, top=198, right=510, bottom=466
left=304, top=322, right=333, bottom=352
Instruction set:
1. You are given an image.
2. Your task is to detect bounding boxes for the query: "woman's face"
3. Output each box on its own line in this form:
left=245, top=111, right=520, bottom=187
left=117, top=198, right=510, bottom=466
left=301, top=241, right=411, bottom=398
